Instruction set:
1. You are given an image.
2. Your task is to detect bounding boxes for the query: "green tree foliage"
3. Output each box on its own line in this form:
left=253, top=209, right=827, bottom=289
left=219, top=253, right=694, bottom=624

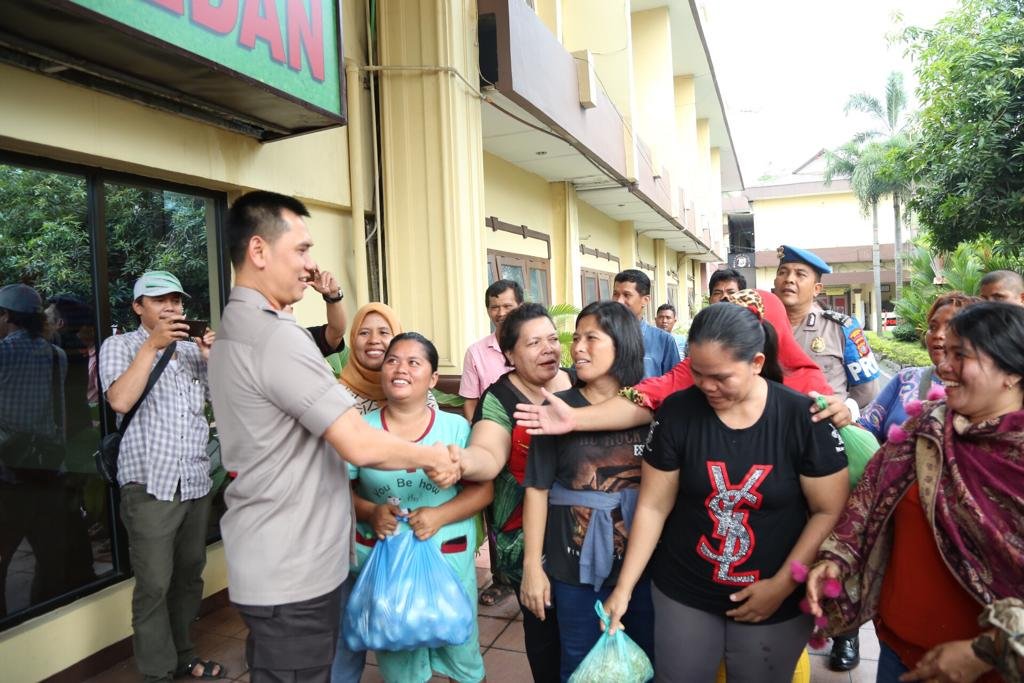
left=893, top=235, right=1016, bottom=340
left=903, top=0, right=1024, bottom=251
left=548, top=302, right=581, bottom=368
left=0, top=167, right=89, bottom=298
left=865, top=330, right=933, bottom=367
left=0, top=164, right=211, bottom=331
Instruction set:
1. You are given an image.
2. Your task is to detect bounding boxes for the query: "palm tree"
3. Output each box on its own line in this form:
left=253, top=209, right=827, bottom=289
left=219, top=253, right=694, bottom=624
left=823, top=72, right=912, bottom=329
left=842, top=72, right=911, bottom=303
left=824, top=141, right=889, bottom=332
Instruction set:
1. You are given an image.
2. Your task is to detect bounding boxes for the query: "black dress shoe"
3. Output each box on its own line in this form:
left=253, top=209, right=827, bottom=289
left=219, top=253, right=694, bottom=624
left=828, top=633, right=860, bottom=671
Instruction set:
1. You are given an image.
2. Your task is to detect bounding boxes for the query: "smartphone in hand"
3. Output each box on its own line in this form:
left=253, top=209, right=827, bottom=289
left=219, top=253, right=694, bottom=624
left=183, top=320, right=208, bottom=339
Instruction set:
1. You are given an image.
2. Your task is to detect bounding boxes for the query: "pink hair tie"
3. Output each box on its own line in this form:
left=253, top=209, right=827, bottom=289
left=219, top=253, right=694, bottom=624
left=888, top=424, right=909, bottom=444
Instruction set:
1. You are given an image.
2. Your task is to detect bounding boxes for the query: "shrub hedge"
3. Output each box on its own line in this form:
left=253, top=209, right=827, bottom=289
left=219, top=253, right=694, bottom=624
left=865, top=331, right=932, bottom=368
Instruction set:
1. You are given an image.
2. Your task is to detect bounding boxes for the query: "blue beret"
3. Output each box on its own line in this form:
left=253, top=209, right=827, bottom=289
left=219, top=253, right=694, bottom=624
left=776, top=245, right=832, bottom=275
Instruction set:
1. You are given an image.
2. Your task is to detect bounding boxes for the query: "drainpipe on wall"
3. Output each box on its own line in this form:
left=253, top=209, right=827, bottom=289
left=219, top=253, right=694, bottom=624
left=346, top=58, right=370, bottom=305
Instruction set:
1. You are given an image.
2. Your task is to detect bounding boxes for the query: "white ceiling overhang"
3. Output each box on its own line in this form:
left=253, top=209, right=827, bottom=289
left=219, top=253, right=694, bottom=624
left=631, top=0, right=744, bottom=192
left=481, top=91, right=722, bottom=261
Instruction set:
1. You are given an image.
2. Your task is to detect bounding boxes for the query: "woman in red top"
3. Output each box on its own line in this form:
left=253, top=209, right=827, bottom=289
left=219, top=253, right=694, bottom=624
left=513, top=289, right=849, bottom=436
left=807, top=302, right=1024, bottom=683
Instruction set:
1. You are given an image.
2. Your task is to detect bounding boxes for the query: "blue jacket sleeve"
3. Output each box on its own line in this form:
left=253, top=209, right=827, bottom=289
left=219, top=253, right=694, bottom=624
left=857, top=372, right=901, bottom=441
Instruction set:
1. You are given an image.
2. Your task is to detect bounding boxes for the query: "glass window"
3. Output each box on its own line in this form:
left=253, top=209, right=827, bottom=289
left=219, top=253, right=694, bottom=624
left=528, top=266, right=549, bottom=307
left=102, top=182, right=224, bottom=542
left=0, top=156, right=225, bottom=631
left=103, top=183, right=217, bottom=334
left=583, top=275, right=598, bottom=305
left=0, top=163, right=105, bottom=621
left=486, top=250, right=551, bottom=306
left=498, top=263, right=526, bottom=290
left=582, top=269, right=614, bottom=305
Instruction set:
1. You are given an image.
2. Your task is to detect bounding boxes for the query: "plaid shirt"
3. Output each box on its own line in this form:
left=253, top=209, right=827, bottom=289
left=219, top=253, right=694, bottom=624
left=0, top=330, right=67, bottom=438
left=99, top=327, right=211, bottom=501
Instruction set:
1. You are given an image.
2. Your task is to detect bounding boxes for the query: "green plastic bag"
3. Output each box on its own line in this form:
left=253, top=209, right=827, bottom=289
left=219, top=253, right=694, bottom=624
left=568, top=601, right=653, bottom=683
left=816, top=397, right=880, bottom=489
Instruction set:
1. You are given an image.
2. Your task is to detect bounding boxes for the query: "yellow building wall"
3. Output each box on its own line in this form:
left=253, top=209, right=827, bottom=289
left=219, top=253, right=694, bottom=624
left=534, top=0, right=562, bottom=40
left=674, top=75, right=698, bottom=220
left=577, top=200, right=622, bottom=277
left=483, top=153, right=553, bottom=261
left=696, top=118, right=712, bottom=236
left=709, top=148, right=724, bottom=255
left=630, top=8, right=676, bottom=186
left=376, top=0, right=487, bottom=373
left=0, top=544, right=227, bottom=683
left=636, top=235, right=657, bottom=320
left=561, top=0, right=636, bottom=149
left=752, top=192, right=898, bottom=251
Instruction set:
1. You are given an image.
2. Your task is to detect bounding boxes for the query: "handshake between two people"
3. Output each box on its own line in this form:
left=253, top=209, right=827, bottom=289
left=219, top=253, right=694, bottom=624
left=423, top=442, right=465, bottom=489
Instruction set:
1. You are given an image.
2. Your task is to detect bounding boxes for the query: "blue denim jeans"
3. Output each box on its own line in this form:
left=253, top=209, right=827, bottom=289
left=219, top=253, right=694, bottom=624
left=550, top=578, right=655, bottom=683
left=877, top=641, right=910, bottom=683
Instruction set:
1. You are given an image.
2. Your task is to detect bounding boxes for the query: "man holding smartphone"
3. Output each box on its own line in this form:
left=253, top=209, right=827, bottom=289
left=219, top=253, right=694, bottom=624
left=98, top=270, right=223, bottom=681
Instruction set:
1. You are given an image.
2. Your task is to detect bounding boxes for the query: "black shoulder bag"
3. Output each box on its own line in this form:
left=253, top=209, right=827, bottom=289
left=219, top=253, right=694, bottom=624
left=95, top=341, right=176, bottom=484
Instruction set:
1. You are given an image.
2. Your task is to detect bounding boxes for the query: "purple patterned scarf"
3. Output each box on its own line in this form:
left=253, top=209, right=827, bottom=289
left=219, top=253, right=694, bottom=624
left=818, top=401, right=1024, bottom=633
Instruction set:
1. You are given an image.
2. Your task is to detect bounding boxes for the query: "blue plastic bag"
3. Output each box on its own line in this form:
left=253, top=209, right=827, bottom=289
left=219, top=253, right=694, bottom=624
left=569, top=601, right=654, bottom=683
left=343, top=528, right=474, bottom=652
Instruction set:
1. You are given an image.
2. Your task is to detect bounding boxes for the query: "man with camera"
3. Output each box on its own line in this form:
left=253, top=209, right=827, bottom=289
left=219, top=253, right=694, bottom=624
left=98, top=270, right=222, bottom=682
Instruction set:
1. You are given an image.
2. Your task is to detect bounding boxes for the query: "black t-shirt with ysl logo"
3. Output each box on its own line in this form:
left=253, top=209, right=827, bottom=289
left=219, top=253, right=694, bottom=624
left=644, top=381, right=847, bottom=623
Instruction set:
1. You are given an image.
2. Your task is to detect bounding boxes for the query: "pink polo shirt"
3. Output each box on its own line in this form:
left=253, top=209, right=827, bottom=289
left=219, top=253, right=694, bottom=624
left=459, top=334, right=509, bottom=399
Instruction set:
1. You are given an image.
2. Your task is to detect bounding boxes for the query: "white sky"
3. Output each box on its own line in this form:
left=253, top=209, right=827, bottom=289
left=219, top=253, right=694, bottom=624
left=701, top=0, right=960, bottom=186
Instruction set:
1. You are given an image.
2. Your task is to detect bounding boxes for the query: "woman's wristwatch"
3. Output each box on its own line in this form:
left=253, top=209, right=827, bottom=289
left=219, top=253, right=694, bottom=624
left=323, top=290, right=344, bottom=304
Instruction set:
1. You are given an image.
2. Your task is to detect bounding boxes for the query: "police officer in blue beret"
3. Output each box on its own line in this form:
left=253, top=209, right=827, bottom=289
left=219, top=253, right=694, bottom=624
left=774, top=245, right=879, bottom=672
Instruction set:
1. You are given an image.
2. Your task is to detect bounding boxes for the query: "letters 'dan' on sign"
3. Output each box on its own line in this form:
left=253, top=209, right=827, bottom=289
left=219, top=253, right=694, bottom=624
left=3, top=0, right=345, bottom=139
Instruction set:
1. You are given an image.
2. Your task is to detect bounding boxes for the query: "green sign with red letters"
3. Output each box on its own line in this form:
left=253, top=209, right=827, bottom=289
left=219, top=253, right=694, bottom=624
left=67, top=0, right=342, bottom=117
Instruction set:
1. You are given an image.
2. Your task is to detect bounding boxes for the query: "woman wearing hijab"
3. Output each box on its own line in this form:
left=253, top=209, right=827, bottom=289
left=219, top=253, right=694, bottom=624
left=331, top=303, right=435, bottom=683
left=338, top=303, right=402, bottom=414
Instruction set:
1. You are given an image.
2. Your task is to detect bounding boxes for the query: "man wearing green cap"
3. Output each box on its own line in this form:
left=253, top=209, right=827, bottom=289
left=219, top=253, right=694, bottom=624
left=98, top=270, right=223, bottom=681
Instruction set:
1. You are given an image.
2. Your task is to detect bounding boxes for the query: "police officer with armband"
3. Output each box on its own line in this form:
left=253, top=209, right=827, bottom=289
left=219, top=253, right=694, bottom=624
left=774, top=244, right=879, bottom=672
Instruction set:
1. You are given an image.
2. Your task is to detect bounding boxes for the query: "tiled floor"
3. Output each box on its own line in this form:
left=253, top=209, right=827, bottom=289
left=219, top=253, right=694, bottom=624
left=86, top=554, right=880, bottom=682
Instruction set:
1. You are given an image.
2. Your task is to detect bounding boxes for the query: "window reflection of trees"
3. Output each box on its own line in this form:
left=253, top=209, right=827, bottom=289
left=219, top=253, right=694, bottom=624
left=0, top=161, right=219, bottom=629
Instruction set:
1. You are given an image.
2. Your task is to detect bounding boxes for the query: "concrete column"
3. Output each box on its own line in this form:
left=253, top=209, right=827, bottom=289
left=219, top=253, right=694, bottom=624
left=377, top=0, right=487, bottom=373
left=551, top=181, right=582, bottom=307
left=535, top=0, right=562, bottom=40
left=693, top=258, right=704, bottom=311
left=674, top=75, right=698, bottom=221
left=696, top=118, right=712, bottom=237
left=653, top=238, right=669, bottom=305
left=630, top=8, right=676, bottom=202
left=709, top=147, right=723, bottom=254
left=618, top=221, right=639, bottom=274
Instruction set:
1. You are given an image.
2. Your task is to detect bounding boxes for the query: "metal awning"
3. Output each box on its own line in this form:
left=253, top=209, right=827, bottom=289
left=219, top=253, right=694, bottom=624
left=0, top=0, right=346, bottom=140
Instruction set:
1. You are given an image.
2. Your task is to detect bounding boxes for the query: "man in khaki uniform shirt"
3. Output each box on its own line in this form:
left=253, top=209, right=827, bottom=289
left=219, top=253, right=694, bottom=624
left=774, top=245, right=880, bottom=410
left=773, top=244, right=879, bottom=674
left=209, top=191, right=460, bottom=683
